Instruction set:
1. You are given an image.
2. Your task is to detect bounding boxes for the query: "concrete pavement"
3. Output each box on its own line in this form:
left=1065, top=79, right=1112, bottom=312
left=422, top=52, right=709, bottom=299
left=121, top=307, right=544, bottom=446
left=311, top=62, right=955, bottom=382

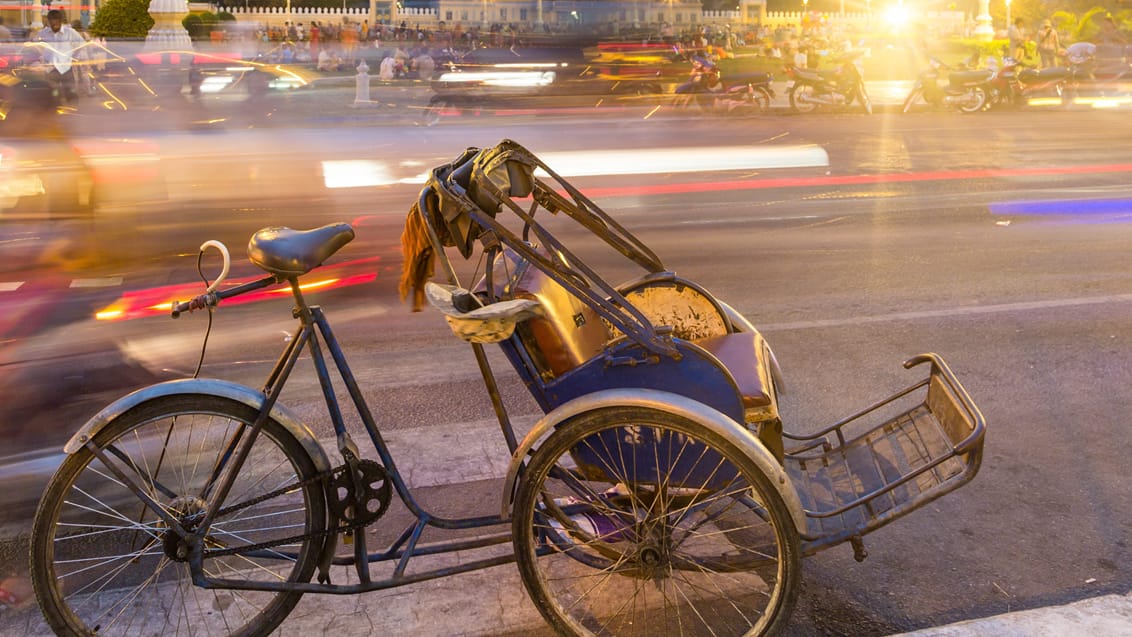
left=895, top=591, right=1132, bottom=636
left=1, top=412, right=1128, bottom=634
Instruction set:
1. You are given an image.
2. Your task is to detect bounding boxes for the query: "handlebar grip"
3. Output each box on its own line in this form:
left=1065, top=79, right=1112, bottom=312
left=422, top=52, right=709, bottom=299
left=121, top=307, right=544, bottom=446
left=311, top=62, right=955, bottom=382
left=171, top=293, right=218, bottom=319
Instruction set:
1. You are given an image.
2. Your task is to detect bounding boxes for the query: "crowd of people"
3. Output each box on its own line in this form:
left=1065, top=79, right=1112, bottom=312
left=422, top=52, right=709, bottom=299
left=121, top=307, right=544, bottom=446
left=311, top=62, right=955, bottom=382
left=3, top=7, right=1130, bottom=104
left=1010, top=14, right=1128, bottom=70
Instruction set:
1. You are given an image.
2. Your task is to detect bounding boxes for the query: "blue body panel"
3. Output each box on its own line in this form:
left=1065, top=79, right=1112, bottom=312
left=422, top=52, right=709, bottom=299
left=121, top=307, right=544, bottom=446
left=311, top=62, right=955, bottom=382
left=499, top=337, right=745, bottom=424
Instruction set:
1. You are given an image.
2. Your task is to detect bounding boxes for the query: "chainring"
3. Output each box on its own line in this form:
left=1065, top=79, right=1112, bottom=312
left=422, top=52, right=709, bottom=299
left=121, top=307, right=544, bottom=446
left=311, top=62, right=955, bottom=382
left=327, top=459, right=392, bottom=527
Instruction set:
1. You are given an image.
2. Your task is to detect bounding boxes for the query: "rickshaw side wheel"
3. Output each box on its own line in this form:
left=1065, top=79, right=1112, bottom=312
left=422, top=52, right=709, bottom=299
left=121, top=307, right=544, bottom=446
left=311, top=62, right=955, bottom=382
left=512, top=405, right=801, bottom=637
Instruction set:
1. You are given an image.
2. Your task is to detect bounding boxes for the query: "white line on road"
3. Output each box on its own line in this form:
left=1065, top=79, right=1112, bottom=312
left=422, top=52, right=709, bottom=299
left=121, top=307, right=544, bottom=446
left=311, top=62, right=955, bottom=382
left=0, top=282, right=24, bottom=292
left=69, top=277, right=124, bottom=289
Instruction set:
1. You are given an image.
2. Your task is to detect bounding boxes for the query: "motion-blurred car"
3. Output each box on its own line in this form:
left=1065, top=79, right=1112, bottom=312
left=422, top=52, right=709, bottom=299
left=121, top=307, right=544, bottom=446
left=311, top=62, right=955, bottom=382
left=0, top=140, right=94, bottom=221
left=424, top=45, right=680, bottom=125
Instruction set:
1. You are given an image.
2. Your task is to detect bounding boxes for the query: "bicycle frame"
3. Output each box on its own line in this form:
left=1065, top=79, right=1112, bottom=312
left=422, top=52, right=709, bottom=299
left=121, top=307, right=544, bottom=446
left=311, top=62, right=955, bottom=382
left=159, top=275, right=537, bottom=594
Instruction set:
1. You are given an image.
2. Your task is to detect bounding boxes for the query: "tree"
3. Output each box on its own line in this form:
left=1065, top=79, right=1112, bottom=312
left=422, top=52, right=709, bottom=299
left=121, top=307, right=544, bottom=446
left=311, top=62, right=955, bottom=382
left=1051, top=6, right=1113, bottom=42
left=89, top=0, right=155, bottom=39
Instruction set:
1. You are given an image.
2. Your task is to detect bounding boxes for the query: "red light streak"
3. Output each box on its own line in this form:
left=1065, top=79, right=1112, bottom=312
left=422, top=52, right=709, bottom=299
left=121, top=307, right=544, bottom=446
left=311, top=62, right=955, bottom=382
left=96, top=257, right=379, bottom=321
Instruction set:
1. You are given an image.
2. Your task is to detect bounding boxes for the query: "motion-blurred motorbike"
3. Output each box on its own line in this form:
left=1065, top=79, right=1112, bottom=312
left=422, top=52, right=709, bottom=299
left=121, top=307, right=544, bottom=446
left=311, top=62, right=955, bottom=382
left=785, top=49, right=871, bottom=114
left=986, top=56, right=1084, bottom=108
left=902, top=57, right=993, bottom=113
left=674, top=55, right=775, bottom=115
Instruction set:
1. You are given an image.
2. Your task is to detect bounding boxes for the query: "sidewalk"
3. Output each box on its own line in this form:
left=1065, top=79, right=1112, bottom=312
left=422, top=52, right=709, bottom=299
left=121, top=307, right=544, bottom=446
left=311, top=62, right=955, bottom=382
left=4, top=569, right=1129, bottom=636
left=894, top=591, right=1132, bottom=636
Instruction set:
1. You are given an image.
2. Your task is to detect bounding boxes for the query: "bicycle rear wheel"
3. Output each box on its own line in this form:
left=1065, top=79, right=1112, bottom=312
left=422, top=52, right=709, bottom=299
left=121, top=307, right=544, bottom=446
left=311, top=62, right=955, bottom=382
left=512, top=405, right=801, bottom=637
left=31, top=394, right=328, bottom=637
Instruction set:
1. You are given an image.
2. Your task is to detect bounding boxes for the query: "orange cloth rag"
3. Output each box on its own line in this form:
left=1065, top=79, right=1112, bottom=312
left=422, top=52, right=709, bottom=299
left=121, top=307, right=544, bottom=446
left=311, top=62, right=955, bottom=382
left=398, top=202, right=435, bottom=312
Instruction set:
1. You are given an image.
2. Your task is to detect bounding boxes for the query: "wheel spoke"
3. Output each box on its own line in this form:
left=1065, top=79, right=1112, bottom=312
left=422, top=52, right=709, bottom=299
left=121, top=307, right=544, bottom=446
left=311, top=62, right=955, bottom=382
left=32, top=395, right=326, bottom=636
left=514, top=406, right=800, bottom=636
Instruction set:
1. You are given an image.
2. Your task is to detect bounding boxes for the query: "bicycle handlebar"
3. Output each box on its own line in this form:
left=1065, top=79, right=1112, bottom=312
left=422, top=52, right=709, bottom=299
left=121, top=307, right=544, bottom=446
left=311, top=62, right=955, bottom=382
left=199, top=240, right=230, bottom=293
left=171, top=275, right=279, bottom=318
left=171, top=239, right=278, bottom=318
left=171, top=292, right=219, bottom=318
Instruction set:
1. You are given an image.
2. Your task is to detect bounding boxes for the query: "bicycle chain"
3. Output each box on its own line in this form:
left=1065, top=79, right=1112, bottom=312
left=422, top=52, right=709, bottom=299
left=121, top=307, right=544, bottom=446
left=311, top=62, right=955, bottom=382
left=200, top=461, right=385, bottom=560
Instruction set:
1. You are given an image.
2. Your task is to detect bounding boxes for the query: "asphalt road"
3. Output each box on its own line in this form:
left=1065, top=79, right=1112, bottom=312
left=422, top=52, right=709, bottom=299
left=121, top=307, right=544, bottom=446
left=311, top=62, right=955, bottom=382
left=2, top=107, right=1131, bottom=635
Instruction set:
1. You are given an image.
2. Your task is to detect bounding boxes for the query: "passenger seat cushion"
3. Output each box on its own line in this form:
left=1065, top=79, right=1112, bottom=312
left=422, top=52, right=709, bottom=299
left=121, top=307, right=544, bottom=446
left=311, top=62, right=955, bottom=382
left=694, top=333, right=773, bottom=409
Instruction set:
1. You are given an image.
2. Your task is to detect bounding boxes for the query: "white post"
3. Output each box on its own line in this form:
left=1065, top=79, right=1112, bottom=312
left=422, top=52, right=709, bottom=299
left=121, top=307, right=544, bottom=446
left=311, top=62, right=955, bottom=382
left=973, top=0, right=994, bottom=40
left=353, top=59, right=371, bottom=106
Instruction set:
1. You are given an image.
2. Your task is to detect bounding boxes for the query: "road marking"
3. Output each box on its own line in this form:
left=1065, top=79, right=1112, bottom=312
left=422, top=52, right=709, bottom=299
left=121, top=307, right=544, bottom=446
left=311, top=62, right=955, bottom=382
left=69, top=277, right=124, bottom=288
left=760, top=293, right=1132, bottom=332
left=0, top=282, right=24, bottom=292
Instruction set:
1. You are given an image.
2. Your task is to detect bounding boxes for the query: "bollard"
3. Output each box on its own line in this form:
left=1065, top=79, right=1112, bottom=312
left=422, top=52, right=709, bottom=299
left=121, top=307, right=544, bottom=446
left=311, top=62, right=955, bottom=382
left=353, top=59, right=371, bottom=107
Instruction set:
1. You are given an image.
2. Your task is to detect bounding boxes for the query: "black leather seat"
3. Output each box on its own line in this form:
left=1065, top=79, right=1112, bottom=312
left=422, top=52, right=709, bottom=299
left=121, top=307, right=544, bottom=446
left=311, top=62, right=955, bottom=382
left=248, top=223, right=355, bottom=277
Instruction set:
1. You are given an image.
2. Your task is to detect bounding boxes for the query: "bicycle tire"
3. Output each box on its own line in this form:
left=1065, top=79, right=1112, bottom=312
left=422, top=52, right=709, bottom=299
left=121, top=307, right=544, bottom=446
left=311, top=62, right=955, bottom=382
left=512, top=405, right=801, bottom=637
left=31, top=394, right=327, bottom=637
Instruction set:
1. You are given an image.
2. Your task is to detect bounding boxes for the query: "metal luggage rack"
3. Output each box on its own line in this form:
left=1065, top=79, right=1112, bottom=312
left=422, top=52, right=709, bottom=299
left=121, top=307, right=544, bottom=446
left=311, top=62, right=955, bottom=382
left=782, top=353, right=987, bottom=559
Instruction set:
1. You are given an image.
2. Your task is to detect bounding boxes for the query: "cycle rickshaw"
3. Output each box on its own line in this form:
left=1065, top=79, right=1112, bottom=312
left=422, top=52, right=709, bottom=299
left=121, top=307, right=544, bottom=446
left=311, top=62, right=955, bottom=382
left=30, top=140, right=987, bottom=636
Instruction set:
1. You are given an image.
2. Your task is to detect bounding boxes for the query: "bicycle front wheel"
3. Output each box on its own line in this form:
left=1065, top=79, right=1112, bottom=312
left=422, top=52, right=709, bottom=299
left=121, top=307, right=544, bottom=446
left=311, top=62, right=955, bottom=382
left=31, top=394, right=328, bottom=637
left=513, top=405, right=801, bottom=637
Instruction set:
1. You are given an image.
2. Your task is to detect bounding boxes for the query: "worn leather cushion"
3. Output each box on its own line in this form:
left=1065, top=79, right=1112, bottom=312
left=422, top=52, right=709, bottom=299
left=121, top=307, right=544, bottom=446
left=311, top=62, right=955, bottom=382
left=694, top=332, right=772, bottom=408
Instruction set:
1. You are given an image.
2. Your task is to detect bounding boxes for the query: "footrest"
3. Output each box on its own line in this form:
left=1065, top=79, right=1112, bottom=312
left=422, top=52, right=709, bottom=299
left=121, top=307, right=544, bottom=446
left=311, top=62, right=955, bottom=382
left=782, top=354, right=986, bottom=556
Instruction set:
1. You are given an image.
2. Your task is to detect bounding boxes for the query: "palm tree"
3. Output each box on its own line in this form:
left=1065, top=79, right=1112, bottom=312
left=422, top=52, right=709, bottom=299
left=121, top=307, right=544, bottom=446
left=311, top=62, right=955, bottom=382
left=1051, top=6, right=1110, bottom=43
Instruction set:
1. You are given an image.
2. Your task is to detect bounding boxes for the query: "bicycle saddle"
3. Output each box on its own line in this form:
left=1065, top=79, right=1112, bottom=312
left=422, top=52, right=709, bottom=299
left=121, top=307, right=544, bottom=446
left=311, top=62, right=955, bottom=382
left=248, top=222, right=355, bottom=277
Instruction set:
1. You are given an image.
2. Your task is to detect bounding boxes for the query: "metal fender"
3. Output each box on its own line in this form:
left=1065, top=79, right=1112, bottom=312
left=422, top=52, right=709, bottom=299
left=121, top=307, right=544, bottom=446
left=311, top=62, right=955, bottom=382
left=63, top=378, right=331, bottom=474
left=500, top=388, right=806, bottom=534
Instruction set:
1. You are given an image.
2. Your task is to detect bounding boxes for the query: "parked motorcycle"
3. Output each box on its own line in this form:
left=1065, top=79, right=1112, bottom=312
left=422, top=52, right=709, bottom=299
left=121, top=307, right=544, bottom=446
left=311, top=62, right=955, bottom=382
left=902, top=57, right=993, bottom=113
left=786, top=50, right=871, bottom=114
left=674, top=55, right=775, bottom=115
left=986, top=57, right=1079, bottom=108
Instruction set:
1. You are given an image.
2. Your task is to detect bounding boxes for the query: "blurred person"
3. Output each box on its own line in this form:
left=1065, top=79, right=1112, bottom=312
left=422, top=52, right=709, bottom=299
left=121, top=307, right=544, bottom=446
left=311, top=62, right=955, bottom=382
left=1007, top=17, right=1026, bottom=61
left=1036, top=19, right=1060, bottom=69
left=318, top=45, right=342, bottom=72
left=1064, top=40, right=1097, bottom=79
left=1096, top=15, right=1126, bottom=63
left=342, top=20, right=359, bottom=64
left=379, top=54, right=396, bottom=80
left=35, top=9, right=86, bottom=104
left=1097, top=15, right=1126, bottom=46
left=0, top=17, right=12, bottom=42
left=793, top=44, right=808, bottom=69
left=413, top=49, right=435, bottom=80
